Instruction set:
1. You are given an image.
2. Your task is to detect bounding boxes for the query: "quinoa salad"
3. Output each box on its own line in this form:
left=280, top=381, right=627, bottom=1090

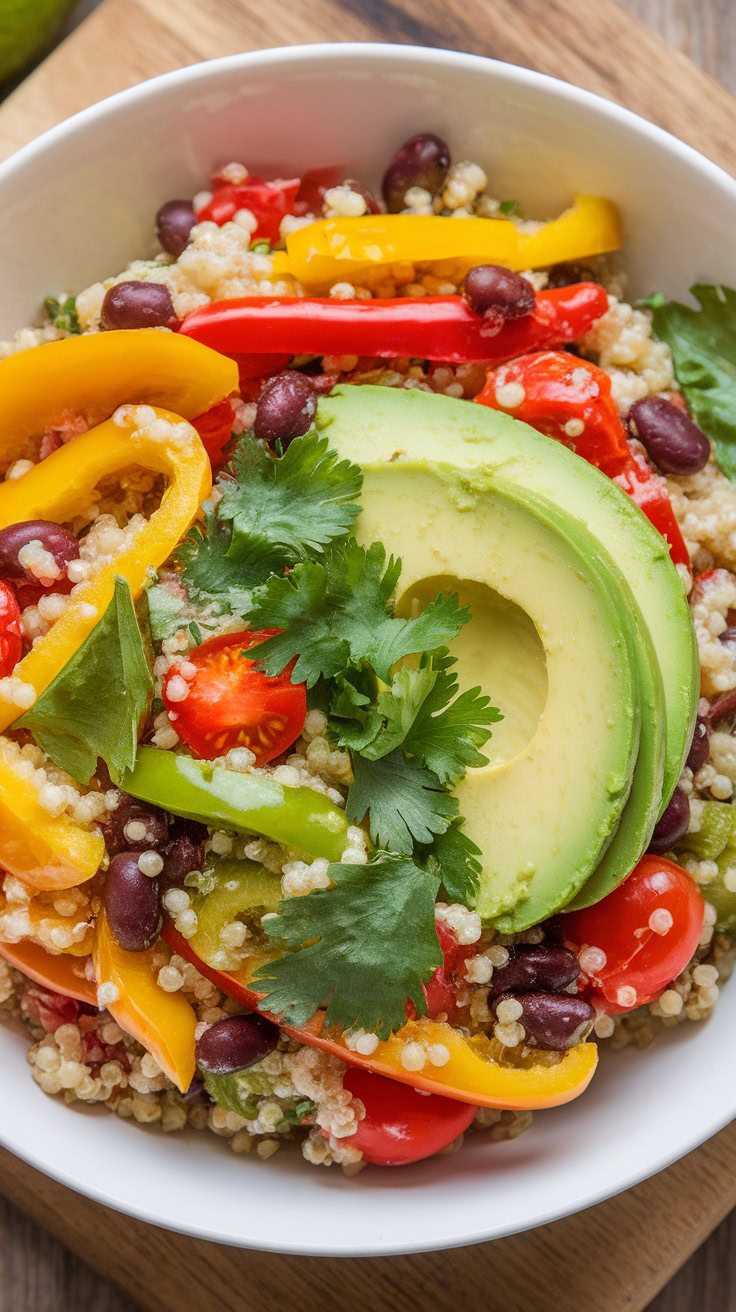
left=0, top=133, right=734, bottom=1173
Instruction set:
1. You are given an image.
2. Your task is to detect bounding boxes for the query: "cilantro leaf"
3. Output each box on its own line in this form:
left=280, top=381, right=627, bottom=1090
left=218, top=431, right=363, bottom=567
left=175, top=506, right=256, bottom=614
left=254, top=853, right=442, bottom=1039
left=17, top=576, right=153, bottom=785
left=335, top=652, right=500, bottom=784
left=44, top=294, right=81, bottom=334
left=424, top=820, right=482, bottom=908
left=247, top=540, right=469, bottom=685
left=403, top=657, right=501, bottom=784
left=347, top=749, right=457, bottom=854
left=146, top=583, right=186, bottom=641
left=498, top=199, right=518, bottom=216
left=651, top=284, right=736, bottom=478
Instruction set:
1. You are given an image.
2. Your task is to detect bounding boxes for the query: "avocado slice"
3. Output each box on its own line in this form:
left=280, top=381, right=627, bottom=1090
left=318, top=385, right=698, bottom=808
left=355, top=461, right=642, bottom=927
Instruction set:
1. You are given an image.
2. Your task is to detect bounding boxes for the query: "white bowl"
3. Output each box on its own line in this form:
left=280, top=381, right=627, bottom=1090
left=0, top=43, right=734, bottom=1257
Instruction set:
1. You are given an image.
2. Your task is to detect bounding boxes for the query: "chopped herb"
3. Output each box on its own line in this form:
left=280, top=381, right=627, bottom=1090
left=188, top=621, right=203, bottom=647
left=44, top=294, right=81, bottom=334
left=218, top=430, right=363, bottom=568
left=247, top=540, right=469, bottom=686
left=651, top=284, right=736, bottom=479
left=347, top=750, right=457, bottom=854
left=423, top=820, right=482, bottom=908
left=635, top=291, right=666, bottom=309
left=498, top=199, right=518, bottom=216
left=250, top=240, right=272, bottom=253
left=255, top=852, right=442, bottom=1038
left=17, top=576, right=153, bottom=785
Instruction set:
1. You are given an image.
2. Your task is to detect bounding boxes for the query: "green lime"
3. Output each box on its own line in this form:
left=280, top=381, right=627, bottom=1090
left=0, top=0, right=78, bottom=83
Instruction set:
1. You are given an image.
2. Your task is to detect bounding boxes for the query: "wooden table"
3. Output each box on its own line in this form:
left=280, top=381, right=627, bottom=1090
left=1, top=1, right=735, bottom=1309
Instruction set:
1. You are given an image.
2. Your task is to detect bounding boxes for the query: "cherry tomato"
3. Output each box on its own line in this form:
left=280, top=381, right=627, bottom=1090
left=0, top=580, right=22, bottom=676
left=292, top=165, right=342, bottom=217
left=163, top=630, right=306, bottom=766
left=198, top=177, right=300, bottom=244
left=423, top=921, right=477, bottom=1021
left=339, top=1067, right=477, bottom=1166
left=562, top=855, right=705, bottom=1014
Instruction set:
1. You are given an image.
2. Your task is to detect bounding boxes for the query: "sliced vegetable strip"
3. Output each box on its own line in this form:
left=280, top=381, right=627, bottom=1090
left=0, top=330, right=238, bottom=472
left=0, top=938, right=97, bottom=1005
left=0, top=406, right=211, bottom=730
left=95, top=910, right=197, bottom=1093
left=165, top=926, right=598, bottom=1111
left=477, top=351, right=690, bottom=567
left=283, top=195, right=621, bottom=286
left=180, top=284, right=608, bottom=365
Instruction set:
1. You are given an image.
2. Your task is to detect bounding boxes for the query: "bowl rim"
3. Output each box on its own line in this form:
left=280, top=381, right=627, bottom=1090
left=1, top=39, right=736, bottom=1255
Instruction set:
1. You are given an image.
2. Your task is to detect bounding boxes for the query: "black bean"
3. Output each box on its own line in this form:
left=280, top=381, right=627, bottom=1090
left=382, top=132, right=451, bottom=212
left=101, top=794, right=169, bottom=857
left=685, top=715, right=710, bottom=772
left=545, top=261, right=591, bottom=289
left=195, top=1014, right=280, bottom=1075
left=628, top=396, right=711, bottom=475
left=708, top=690, right=736, bottom=733
left=495, top=992, right=594, bottom=1050
left=0, top=520, right=79, bottom=584
left=104, top=852, right=162, bottom=952
left=462, top=264, right=536, bottom=321
left=487, top=945, right=580, bottom=999
left=155, top=199, right=197, bottom=257
left=253, top=371, right=317, bottom=446
left=101, top=280, right=176, bottom=331
left=647, top=786, right=690, bottom=853
left=342, top=178, right=383, bottom=214
left=161, top=820, right=206, bottom=889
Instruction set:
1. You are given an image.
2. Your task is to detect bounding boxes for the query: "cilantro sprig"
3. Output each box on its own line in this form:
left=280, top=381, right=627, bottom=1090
left=254, top=853, right=443, bottom=1039
left=246, top=541, right=469, bottom=686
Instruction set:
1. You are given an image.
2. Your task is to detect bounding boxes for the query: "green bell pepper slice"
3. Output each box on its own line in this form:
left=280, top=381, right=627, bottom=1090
left=121, top=747, right=349, bottom=862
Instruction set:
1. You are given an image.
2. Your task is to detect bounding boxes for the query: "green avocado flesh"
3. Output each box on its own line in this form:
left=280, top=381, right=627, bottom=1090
left=356, top=461, right=642, bottom=927
left=318, top=384, right=698, bottom=810
left=318, top=385, right=697, bottom=924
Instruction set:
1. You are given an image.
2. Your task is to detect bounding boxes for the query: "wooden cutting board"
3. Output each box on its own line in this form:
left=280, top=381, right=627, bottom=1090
left=1, top=2, right=736, bottom=1309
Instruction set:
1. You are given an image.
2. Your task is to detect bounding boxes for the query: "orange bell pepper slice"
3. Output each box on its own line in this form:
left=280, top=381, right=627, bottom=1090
left=0, top=329, right=238, bottom=473
left=164, top=926, right=598, bottom=1111
left=94, top=910, right=197, bottom=1092
left=0, top=938, right=97, bottom=1005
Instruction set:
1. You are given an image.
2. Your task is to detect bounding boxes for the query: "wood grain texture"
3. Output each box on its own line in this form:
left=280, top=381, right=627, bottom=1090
left=0, top=1, right=735, bottom=1310
left=1, top=1127, right=736, bottom=1312
left=3, top=0, right=736, bottom=172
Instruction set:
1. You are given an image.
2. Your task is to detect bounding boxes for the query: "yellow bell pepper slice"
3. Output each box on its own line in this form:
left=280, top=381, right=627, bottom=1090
left=94, top=909, right=197, bottom=1092
left=166, top=926, right=598, bottom=1111
left=0, top=937, right=97, bottom=1004
left=0, top=757, right=103, bottom=890
left=0, top=405, right=211, bottom=731
left=0, top=330, right=238, bottom=472
left=284, top=194, right=621, bottom=288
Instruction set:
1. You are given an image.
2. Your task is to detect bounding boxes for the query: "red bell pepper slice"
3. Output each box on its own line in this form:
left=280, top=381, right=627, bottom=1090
left=180, top=283, right=608, bottom=365
left=197, top=177, right=301, bottom=244
left=476, top=351, right=690, bottom=567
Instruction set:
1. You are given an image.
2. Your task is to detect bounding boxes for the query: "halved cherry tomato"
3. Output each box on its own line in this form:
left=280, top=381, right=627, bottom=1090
left=338, top=1067, right=477, bottom=1166
left=423, top=921, right=477, bottom=1022
left=197, top=177, right=300, bottom=244
left=562, top=855, right=705, bottom=1014
left=0, top=580, right=22, bottom=676
left=163, top=629, right=306, bottom=766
